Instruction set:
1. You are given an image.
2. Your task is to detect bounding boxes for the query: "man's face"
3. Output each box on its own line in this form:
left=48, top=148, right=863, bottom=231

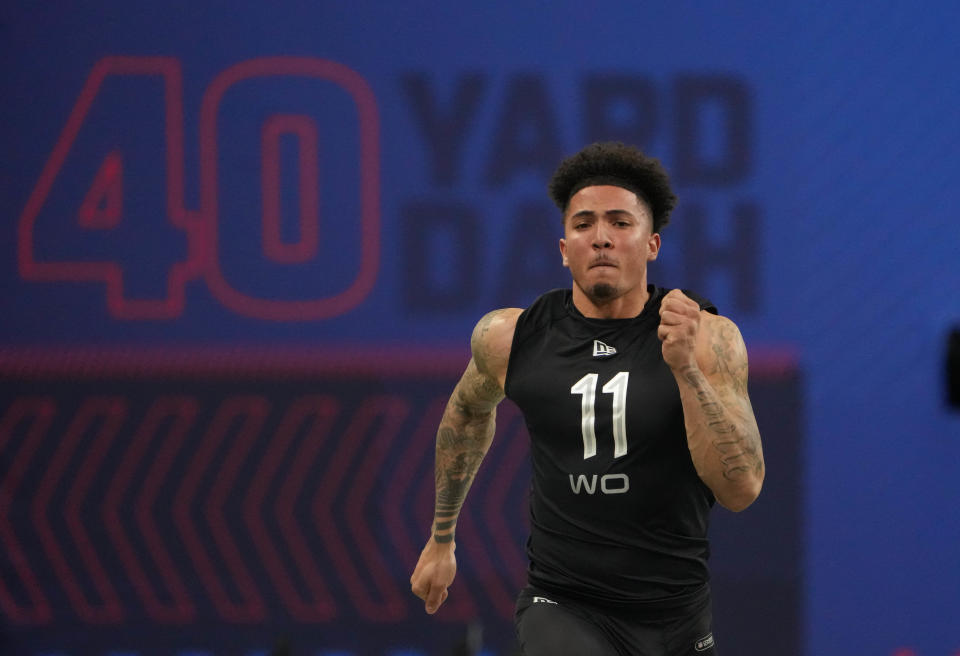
left=559, top=185, right=661, bottom=304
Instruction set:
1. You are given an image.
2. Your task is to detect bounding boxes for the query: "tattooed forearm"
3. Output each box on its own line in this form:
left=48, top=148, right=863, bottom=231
left=433, top=507, right=458, bottom=543
left=682, top=367, right=763, bottom=482
left=672, top=315, right=763, bottom=510
left=431, top=404, right=495, bottom=543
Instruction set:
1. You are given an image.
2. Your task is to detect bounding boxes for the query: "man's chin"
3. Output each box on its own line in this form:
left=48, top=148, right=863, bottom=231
left=587, top=283, right=619, bottom=302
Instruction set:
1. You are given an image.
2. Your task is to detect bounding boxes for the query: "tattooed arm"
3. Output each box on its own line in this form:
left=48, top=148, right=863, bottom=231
left=410, top=307, right=521, bottom=614
left=658, top=290, right=765, bottom=512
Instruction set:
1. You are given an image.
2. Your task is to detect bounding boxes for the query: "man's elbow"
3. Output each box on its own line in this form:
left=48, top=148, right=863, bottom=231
left=716, top=476, right=763, bottom=513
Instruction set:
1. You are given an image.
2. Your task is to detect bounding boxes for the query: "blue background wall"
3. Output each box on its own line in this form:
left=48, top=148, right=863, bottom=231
left=2, top=2, right=959, bottom=654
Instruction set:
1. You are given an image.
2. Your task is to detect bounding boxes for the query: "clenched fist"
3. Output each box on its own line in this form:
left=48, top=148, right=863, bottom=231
left=657, top=289, right=702, bottom=371
left=410, top=539, right=457, bottom=614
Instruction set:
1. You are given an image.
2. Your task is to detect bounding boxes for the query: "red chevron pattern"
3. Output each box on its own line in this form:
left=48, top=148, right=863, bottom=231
left=243, top=394, right=339, bottom=621
left=104, top=396, right=197, bottom=623
left=0, top=397, right=55, bottom=624
left=173, top=395, right=269, bottom=622
left=316, top=395, right=410, bottom=621
left=0, top=385, right=531, bottom=626
left=32, top=397, right=127, bottom=623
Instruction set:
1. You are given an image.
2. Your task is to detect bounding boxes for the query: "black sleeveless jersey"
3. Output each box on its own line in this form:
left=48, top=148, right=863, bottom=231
left=504, top=286, right=718, bottom=608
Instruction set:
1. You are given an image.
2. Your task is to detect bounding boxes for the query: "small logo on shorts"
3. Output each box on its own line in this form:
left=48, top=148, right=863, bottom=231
left=532, top=596, right=558, bottom=605
left=695, top=633, right=715, bottom=651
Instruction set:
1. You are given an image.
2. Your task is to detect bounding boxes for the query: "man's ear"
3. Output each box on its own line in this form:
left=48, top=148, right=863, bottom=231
left=559, top=238, right=569, bottom=267
left=647, top=233, right=661, bottom=261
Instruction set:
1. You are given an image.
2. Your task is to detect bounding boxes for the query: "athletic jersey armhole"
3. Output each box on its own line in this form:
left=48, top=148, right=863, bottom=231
left=503, top=311, right=528, bottom=399
left=681, top=288, right=718, bottom=315
left=504, top=289, right=568, bottom=399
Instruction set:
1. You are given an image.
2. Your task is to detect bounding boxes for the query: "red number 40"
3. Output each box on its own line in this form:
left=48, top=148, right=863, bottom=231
left=17, top=56, right=380, bottom=321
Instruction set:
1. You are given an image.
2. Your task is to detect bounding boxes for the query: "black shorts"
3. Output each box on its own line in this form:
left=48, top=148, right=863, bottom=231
left=514, top=585, right=717, bottom=656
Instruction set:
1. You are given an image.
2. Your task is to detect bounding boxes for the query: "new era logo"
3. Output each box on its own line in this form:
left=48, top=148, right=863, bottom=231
left=593, top=340, right=617, bottom=358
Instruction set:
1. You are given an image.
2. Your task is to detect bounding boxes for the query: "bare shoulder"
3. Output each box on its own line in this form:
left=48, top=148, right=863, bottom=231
left=696, top=312, right=749, bottom=393
left=470, top=308, right=522, bottom=383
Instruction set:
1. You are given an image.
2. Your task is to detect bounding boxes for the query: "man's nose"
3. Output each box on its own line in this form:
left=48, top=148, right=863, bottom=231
left=592, top=224, right=613, bottom=249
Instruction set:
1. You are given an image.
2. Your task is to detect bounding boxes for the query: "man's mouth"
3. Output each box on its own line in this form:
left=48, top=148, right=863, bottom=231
left=589, top=259, right=617, bottom=269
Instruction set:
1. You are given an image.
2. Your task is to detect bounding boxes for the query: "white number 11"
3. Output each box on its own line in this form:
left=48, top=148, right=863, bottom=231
left=570, top=371, right=629, bottom=459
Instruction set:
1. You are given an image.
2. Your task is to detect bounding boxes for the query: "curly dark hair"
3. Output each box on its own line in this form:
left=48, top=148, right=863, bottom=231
left=548, top=142, right=677, bottom=233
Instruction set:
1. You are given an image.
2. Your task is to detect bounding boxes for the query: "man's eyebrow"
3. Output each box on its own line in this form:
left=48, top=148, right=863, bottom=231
left=570, top=209, right=635, bottom=219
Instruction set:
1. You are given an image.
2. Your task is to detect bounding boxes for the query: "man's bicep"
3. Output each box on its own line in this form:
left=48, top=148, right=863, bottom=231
left=699, top=314, right=751, bottom=400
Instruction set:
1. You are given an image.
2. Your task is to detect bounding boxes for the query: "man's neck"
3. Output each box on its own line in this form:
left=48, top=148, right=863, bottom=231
left=571, top=283, right=651, bottom=319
